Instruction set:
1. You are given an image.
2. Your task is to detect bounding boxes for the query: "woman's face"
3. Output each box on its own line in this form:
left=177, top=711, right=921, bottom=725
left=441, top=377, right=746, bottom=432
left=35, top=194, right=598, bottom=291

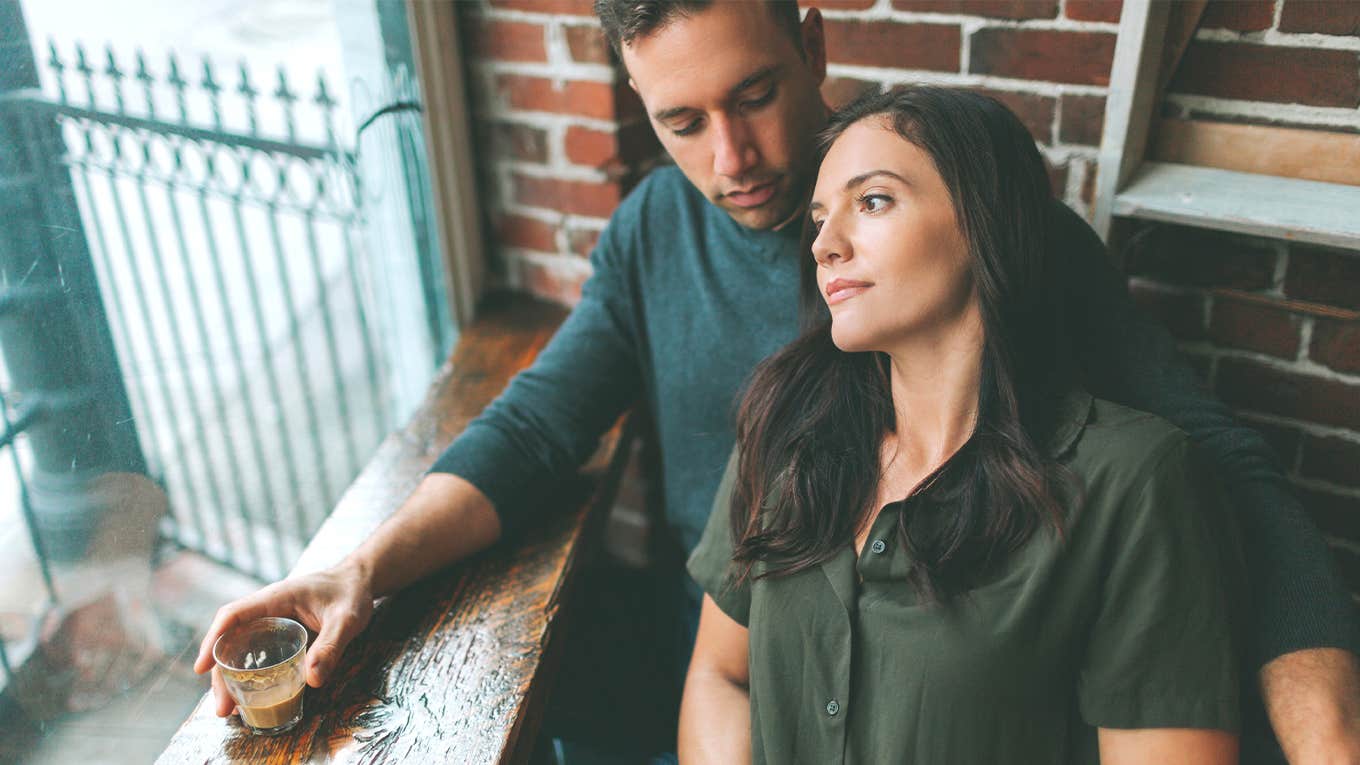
left=809, top=118, right=974, bottom=354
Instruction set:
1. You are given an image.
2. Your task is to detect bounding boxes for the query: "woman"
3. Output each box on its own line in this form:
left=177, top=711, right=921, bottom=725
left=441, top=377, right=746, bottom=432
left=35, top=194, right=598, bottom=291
left=680, top=87, right=1241, bottom=764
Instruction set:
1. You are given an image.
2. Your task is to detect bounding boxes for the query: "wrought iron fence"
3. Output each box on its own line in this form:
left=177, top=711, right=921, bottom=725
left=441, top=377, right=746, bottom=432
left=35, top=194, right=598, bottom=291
left=0, top=385, right=60, bottom=698
left=0, top=42, right=416, bottom=582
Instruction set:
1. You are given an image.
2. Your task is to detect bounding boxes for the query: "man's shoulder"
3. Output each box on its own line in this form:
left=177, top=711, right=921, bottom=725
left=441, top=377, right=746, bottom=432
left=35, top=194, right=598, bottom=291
left=617, top=164, right=702, bottom=220
left=597, top=165, right=712, bottom=264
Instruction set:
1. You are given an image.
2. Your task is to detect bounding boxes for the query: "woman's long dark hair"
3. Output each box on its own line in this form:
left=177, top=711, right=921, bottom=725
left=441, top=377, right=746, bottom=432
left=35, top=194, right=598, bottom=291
left=731, top=87, right=1075, bottom=602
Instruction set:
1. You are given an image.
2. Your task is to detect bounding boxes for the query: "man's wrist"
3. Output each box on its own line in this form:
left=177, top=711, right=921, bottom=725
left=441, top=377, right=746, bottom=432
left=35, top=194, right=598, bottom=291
left=336, top=554, right=377, bottom=599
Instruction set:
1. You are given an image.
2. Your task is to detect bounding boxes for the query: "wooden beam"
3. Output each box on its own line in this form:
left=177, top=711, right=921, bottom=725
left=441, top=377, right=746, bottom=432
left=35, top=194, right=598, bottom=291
left=1158, top=0, right=1208, bottom=94
left=408, top=0, right=486, bottom=330
left=1093, top=0, right=1173, bottom=241
left=1113, top=162, right=1360, bottom=251
left=1152, top=118, right=1360, bottom=187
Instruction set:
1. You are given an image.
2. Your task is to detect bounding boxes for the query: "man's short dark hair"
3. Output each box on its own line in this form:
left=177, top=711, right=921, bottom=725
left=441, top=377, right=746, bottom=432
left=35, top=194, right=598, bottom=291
left=594, top=0, right=803, bottom=58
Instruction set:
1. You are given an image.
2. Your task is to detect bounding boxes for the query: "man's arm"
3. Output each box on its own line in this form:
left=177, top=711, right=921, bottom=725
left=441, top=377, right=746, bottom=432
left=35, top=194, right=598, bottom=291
left=1261, top=649, right=1360, bottom=764
left=195, top=473, right=500, bottom=716
left=194, top=193, right=653, bottom=710
left=1052, top=202, right=1360, bottom=760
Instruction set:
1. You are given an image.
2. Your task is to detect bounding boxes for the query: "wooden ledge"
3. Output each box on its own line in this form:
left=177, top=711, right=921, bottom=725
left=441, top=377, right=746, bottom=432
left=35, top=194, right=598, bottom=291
left=157, top=291, right=633, bottom=764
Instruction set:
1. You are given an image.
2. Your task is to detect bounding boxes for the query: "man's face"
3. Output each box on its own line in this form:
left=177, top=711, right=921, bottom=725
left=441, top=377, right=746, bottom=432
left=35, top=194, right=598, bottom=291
left=621, top=3, right=829, bottom=230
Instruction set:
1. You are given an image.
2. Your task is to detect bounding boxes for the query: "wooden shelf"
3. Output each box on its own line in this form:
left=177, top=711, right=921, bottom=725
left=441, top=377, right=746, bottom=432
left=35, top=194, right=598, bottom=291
left=1113, top=162, right=1360, bottom=251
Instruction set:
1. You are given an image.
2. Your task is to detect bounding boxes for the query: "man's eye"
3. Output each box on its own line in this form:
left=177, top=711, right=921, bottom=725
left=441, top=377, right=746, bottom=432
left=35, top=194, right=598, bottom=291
left=673, top=118, right=703, bottom=137
left=740, top=86, right=776, bottom=111
left=810, top=218, right=824, bottom=234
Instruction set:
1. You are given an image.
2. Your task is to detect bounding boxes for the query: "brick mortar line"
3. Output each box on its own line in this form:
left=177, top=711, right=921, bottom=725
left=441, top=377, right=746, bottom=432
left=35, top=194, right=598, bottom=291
left=1038, top=144, right=1098, bottom=162
left=821, top=9, right=1119, bottom=33
left=1127, top=277, right=1206, bottom=298
left=1272, top=242, right=1291, bottom=294
left=498, top=200, right=610, bottom=228
left=1298, top=316, right=1316, bottom=365
left=1184, top=343, right=1360, bottom=386
left=1326, top=537, right=1360, bottom=557
left=492, top=205, right=607, bottom=230
left=1163, top=94, right=1360, bottom=130
left=825, top=64, right=1110, bottom=97
left=1193, top=27, right=1360, bottom=52
left=471, top=109, right=624, bottom=133
left=959, top=17, right=983, bottom=75
left=517, top=248, right=593, bottom=268
left=477, top=8, right=594, bottom=24
left=1234, top=411, right=1360, bottom=449
left=474, top=59, right=618, bottom=84
left=508, top=249, right=596, bottom=272
left=1293, top=476, right=1360, bottom=502
left=500, top=160, right=613, bottom=183
left=1211, top=287, right=1360, bottom=322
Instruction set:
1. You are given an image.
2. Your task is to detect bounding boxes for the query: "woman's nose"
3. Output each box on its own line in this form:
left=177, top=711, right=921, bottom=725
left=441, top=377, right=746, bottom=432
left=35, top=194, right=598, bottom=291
left=811, top=219, right=850, bottom=267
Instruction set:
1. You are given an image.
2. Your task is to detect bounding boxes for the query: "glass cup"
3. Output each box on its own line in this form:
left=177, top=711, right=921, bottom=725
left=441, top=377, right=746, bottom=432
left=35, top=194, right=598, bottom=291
left=212, top=616, right=308, bottom=735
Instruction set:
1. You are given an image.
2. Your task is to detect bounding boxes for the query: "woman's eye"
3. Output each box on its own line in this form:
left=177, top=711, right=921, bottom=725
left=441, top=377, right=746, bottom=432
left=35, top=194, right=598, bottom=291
left=861, top=194, right=891, bottom=213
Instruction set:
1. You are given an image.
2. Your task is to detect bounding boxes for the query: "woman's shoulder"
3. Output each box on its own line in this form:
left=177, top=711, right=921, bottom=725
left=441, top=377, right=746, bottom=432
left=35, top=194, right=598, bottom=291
left=1066, top=398, right=1196, bottom=489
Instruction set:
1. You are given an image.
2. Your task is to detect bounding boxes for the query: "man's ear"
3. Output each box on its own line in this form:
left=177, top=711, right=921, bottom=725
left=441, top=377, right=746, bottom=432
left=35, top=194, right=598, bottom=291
left=801, top=7, right=827, bottom=86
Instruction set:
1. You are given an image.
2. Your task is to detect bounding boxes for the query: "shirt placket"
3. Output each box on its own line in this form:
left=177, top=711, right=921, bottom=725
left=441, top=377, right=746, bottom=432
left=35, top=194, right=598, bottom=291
left=817, top=548, right=857, bottom=763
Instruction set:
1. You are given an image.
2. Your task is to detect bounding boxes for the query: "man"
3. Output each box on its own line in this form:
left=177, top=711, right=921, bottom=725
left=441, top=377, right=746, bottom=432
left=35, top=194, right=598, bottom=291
left=196, top=2, right=1360, bottom=762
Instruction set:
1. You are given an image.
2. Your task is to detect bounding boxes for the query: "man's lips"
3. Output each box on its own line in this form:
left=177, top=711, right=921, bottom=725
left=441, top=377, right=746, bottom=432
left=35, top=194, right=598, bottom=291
left=723, top=181, right=777, bottom=209
left=824, top=278, right=872, bottom=306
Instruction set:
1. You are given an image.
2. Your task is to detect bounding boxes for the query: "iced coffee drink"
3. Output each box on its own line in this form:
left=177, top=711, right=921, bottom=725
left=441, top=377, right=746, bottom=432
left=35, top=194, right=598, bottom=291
left=213, top=617, right=308, bottom=735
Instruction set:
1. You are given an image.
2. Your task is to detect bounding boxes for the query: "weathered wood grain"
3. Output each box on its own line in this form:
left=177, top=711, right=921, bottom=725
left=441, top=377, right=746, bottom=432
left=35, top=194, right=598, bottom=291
left=1113, top=161, right=1360, bottom=250
left=156, top=292, right=633, bottom=764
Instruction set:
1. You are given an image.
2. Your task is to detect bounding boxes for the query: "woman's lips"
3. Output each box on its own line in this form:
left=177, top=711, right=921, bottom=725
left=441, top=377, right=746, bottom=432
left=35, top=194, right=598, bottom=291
left=824, top=278, right=872, bottom=306
left=724, top=181, right=777, bottom=209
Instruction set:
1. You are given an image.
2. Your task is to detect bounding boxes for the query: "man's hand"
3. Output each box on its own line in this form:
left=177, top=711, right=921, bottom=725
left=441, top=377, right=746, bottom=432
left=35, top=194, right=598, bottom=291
left=1261, top=648, right=1360, bottom=764
left=192, top=562, right=375, bottom=717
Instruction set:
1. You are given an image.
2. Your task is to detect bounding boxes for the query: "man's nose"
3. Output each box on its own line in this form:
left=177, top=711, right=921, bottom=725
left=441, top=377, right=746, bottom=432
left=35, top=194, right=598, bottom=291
left=711, top=115, right=759, bottom=179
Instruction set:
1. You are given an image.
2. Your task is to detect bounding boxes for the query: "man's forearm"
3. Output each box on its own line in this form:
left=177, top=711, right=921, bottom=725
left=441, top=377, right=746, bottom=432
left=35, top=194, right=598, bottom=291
left=341, top=472, right=502, bottom=597
left=1262, top=648, right=1360, bottom=764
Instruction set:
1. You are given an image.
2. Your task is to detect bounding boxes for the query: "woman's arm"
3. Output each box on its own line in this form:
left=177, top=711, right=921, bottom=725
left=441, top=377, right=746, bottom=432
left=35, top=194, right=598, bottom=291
left=1098, top=728, right=1238, bottom=764
left=679, top=595, right=752, bottom=765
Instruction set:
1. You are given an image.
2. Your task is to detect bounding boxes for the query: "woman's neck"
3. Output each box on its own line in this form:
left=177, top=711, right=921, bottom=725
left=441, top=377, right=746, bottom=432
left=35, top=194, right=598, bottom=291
left=883, top=308, right=985, bottom=472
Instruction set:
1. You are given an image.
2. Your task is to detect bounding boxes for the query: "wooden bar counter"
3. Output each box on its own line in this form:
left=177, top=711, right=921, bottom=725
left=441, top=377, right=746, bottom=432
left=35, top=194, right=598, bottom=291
left=157, top=292, right=633, bottom=764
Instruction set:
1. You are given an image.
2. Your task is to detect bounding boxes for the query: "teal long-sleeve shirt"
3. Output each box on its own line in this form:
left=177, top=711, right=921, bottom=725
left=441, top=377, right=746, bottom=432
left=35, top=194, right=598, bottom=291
left=430, top=165, right=1358, bottom=668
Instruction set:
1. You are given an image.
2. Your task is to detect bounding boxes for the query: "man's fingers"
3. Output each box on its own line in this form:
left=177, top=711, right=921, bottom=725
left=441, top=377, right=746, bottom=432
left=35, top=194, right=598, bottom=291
left=306, top=609, right=363, bottom=688
left=211, top=667, right=237, bottom=718
left=194, top=593, right=279, bottom=674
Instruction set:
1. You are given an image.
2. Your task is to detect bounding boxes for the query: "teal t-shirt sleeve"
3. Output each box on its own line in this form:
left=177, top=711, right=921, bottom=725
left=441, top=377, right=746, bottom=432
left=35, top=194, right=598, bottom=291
left=687, top=447, right=752, bottom=627
left=1078, top=435, right=1241, bottom=732
left=426, top=186, right=647, bottom=537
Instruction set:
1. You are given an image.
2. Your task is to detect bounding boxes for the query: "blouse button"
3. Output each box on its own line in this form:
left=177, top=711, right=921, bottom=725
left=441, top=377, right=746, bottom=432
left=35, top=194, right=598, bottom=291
left=870, top=539, right=887, bottom=554
left=826, top=699, right=840, bottom=716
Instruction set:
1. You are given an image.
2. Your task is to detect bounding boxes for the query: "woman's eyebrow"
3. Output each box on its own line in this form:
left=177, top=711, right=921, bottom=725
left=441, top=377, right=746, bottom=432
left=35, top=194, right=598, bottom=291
left=842, top=169, right=909, bottom=191
left=810, top=169, right=910, bottom=214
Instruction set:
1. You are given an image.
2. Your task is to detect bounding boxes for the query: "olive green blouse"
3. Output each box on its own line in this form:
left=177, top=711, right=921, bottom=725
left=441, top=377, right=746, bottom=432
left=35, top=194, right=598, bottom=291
left=688, top=391, right=1241, bottom=764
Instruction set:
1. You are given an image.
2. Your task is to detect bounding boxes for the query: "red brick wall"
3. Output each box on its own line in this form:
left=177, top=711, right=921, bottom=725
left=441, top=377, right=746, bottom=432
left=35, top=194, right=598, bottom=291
left=459, top=0, right=1360, bottom=579
left=1126, top=0, right=1360, bottom=592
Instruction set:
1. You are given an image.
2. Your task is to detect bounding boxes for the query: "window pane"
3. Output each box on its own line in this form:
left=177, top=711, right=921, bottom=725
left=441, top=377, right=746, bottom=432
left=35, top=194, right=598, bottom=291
left=0, top=0, right=449, bottom=760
